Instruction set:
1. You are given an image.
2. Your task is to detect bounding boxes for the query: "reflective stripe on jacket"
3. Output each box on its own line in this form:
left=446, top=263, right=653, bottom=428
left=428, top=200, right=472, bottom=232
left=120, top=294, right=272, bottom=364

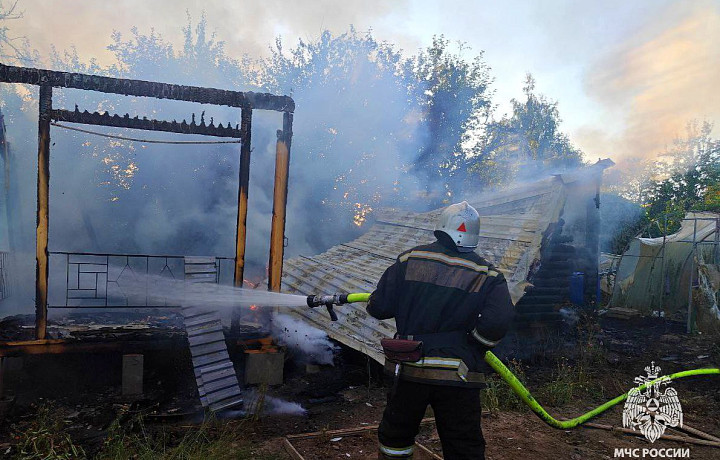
left=367, top=240, right=514, bottom=387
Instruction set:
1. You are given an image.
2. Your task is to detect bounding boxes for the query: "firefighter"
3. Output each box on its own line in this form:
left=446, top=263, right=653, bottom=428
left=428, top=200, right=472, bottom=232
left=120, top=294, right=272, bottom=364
left=367, top=201, right=515, bottom=460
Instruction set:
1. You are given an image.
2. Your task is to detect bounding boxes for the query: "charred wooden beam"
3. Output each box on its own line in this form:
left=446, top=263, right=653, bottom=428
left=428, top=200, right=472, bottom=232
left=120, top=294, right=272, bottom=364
left=0, top=63, right=294, bottom=112
left=0, top=338, right=185, bottom=357
left=268, top=112, right=293, bottom=292
left=234, top=108, right=253, bottom=286
left=35, top=85, right=51, bottom=340
left=51, top=108, right=243, bottom=138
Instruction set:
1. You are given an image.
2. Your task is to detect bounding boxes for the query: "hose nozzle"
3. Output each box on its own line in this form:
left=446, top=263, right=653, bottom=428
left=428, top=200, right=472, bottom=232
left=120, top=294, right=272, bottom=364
left=305, top=293, right=370, bottom=321
left=306, top=294, right=352, bottom=321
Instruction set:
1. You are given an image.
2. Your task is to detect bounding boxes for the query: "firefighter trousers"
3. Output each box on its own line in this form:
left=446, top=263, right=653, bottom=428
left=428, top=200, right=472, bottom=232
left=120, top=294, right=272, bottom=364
left=378, top=379, right=485, bottom=459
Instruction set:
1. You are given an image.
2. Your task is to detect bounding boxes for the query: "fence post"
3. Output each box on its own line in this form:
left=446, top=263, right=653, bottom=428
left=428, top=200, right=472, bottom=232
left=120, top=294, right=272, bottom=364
left=714, top=217, right=719, bottom=266
left=659, top=213, right=667, bottom=316
left=686, top=218, right=698, bottom=334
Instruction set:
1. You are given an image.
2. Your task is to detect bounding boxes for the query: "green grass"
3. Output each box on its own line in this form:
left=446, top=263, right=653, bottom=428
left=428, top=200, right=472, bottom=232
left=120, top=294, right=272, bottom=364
left=537, top=358, right=579, bottom=406
left=10, top=402, right=86, bottom=460
left=482, top=359, right=529, bottom=413
left=97, top=414, right=280, bottom=460
left=9, top=402, right=281, bottom=460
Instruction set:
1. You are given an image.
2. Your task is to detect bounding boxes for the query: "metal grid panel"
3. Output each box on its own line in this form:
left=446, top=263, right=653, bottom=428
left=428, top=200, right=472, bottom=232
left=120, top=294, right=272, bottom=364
left=48, top=252, right=234, bottom=308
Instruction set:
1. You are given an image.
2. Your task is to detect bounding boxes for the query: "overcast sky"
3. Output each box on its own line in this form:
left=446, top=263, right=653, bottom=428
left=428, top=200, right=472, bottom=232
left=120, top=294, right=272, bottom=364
left=6, top=0, right=720, bottom=164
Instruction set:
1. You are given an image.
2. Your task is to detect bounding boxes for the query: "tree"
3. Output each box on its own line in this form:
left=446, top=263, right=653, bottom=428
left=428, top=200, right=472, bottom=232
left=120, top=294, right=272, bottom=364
left=609, top=123, right=720, bottom=253
left=6, top=19, right=587, bottom=277
left=260, top=29, right=430, bottom=251
left=259, top=31, right=497, bottom=252
left=470, top=74, right=583, bottom=187
left=0, top=0, right=34, bottom=64
left=33, top=16, right=260, bottom=258
left=405, top=36, right=493, bottom=202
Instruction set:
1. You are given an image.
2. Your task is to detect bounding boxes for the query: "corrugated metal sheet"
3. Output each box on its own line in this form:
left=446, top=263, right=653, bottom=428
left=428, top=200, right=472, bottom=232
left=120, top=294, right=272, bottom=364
left=280, top=176, right=570, bottom=364
left=182, top=257, right=243, bottom=411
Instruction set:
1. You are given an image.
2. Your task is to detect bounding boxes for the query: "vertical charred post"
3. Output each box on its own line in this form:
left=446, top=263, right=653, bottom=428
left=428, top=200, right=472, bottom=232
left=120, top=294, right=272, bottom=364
left=234, top=107, right=252, bottom=287
left=586, top=174, right=602, bottom=305
left=268, top=112, right=293, bottom=292
left=36, top=85, right=52, bottom=340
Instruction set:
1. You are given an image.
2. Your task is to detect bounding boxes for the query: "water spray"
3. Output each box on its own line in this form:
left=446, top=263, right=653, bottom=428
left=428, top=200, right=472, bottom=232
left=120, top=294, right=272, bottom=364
left=323, top=292, right=720, bottom=429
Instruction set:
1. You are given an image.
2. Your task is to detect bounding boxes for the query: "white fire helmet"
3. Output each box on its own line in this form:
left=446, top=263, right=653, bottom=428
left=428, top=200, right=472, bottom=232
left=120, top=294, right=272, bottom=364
left=433, top=201, right=480, bottom=252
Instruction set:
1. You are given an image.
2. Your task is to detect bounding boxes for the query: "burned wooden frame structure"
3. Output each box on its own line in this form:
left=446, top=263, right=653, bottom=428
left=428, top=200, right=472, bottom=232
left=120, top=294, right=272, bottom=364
left=0, top=63, right=295, bottom=341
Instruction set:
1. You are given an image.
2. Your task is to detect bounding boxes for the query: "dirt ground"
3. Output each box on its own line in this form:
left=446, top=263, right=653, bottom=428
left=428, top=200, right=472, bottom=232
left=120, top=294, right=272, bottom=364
left=257, top=386, right=720, bottom=460
left=2, top=315, right=720, bottom=459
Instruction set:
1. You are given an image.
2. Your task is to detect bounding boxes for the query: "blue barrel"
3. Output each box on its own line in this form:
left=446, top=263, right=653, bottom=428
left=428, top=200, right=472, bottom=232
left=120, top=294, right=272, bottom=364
left=569, top=272, right=585, bottom=306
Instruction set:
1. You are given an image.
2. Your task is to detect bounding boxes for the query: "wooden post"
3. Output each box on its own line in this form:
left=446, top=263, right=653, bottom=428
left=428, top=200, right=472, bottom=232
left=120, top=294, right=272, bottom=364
left=268, top=112, right=293, bottom=292
left=233, top=108, right=252, bottom=287
left=35, top=85, right=51, bottom=340
left=587, top=176, right=601, bottom=306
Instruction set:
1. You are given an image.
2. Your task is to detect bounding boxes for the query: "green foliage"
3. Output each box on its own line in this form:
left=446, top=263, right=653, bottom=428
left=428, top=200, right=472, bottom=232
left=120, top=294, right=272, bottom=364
left=534, top=358, right=603, bottom=409
left=508, top=75, right=583, bottom=169
left=696, top=184, right=720, bottom=212
left=537, top=359, right=577, bottom=406
left=263, top=31, right=494, bottom=207
left=482, top=359, right=528, bottom=413
left=469, top=73, right=584, bottom=188
left=260, top=28, right=425, bottom=221
left=6, top=19, right=587, bottom=261
left=98, top=413, right=279, bottom=460
left=9, top=402, right=277, bottom=460
left=10, top=402, right=86, bottom=460
left=405, top=36, right=493, bottom=199
left=609, top=122, right=720, bottom=253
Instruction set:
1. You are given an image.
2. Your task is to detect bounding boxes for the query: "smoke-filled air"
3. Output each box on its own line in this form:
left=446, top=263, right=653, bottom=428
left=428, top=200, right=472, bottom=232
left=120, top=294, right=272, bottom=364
left=1, top=4, right=717, bottom=316
left=0, top=12, right=592, bottom=313
left=1, top=2, right=720, bottom=458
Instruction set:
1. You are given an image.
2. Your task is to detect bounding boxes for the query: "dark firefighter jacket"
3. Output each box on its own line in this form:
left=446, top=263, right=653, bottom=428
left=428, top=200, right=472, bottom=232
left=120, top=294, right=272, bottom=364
left=367, top=239, right=515, bottom=388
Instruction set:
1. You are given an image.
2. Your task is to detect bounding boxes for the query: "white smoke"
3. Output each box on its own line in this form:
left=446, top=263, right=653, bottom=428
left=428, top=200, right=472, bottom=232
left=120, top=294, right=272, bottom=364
left=242, top=388, right=307, bottom=416
left=272, top=313, right=337, bottom=365
left=559, top=306, right=579, bottom=326
left=262, top=395, right=307, bottom=416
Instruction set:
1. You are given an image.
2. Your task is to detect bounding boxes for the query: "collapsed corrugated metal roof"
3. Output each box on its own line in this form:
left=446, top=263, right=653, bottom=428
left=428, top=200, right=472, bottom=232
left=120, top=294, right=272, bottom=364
left=280, top=162, right=613, bottom=363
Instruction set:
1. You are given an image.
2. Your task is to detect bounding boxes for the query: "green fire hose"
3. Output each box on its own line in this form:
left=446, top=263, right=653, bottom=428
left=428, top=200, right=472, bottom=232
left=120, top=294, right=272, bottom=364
left=320, top=292, right=720, bottom=429
left=483, top=350, right=719, bottom=428
left=345, top=293, right=371, bottom=303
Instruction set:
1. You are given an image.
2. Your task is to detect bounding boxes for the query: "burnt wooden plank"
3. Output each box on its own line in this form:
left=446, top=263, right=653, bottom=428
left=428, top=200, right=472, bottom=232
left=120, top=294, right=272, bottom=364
left=51, top=109, right=242, bottom=138
left=0, top=63, right=294, bottom=112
